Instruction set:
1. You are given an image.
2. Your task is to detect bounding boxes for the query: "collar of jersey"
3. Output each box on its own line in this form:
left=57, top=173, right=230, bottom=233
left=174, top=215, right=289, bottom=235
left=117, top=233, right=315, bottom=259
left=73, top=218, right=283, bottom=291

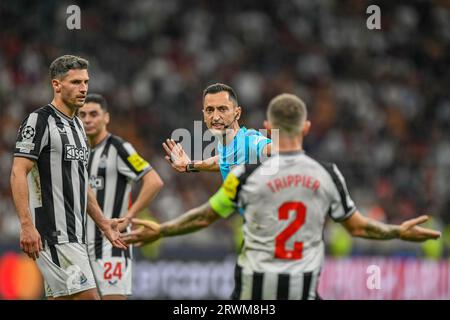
left=91, top=133, right=111, bottom=151
left=277, top=149, right=305, bottom=156
left=218, top=126, right=246, bottom=148
left=49, top=104, right=75, bottom=122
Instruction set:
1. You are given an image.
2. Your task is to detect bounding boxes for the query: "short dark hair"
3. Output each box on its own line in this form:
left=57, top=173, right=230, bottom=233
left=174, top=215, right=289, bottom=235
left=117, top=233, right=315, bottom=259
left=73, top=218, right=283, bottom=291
left=267, top=93, right=307, bottom=136
left=203, top=83, right=238, bottom=106
left=85, top=93, right=108, bottom=111
left=49, top=55, right=89, bottom=80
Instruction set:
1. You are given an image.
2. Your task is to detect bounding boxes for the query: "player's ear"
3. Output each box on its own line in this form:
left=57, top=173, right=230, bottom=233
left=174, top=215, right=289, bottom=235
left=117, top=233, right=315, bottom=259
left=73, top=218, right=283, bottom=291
left=105, top=112, right=110, bottom=125
left=52, top=79, right=61, bottom=93
left=302, top=120, right=311, bottom=137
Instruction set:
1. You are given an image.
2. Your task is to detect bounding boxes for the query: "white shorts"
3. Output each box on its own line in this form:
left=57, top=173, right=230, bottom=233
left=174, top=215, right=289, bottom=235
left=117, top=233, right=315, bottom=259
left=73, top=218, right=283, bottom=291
left=90, top=257, right=132, bottom=296
left=36, top=242, right=97, bottom=298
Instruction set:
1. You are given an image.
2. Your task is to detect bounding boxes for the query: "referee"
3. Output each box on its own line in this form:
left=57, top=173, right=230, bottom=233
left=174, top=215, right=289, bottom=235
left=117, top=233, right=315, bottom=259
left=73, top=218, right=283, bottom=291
left=163, top=83, right=272, bottom=180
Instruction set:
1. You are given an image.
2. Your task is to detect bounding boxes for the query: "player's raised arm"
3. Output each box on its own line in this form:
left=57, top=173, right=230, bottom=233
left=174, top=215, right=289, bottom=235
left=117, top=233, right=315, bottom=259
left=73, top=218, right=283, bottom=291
left=163, top=138, right=220, bottom=172
left=86, top=186, right=128, bottom=249
left=10, top=157, right=43, bottom=260
left=341, top=210, right=441, bottom=241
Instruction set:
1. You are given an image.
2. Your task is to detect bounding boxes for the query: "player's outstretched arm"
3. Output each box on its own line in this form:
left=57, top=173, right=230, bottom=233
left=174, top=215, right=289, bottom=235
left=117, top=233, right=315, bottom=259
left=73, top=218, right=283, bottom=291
left=86, top=186, right=128, bottom=249
left=122, top=202, right=221, bottom=245
left=341, top=210, right=441, bottom=242
left=163, top=139, right=220, bottom=172
left=10, top=157, right=43, bottom=260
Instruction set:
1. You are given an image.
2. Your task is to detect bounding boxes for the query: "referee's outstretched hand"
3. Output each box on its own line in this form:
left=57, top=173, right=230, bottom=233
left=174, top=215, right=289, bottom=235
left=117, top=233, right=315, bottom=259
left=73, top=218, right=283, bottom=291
left=163, top=139, right=191, bottom=173
left=103, top=218, right=128, bottom=250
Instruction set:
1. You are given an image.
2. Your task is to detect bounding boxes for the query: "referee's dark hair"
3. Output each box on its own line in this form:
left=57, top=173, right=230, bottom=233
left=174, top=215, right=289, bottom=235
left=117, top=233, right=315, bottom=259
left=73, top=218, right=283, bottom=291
left=203, top=83, right=238, bottom=106
left=49, top=55, right=89, bottom=80
left=85, top=93, right=108, bottom=111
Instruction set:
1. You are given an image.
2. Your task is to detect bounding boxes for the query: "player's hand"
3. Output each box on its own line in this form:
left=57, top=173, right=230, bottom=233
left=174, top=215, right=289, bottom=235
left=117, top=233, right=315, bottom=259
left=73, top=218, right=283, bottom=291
left=101, top=218, right=128, bottom=250
left=399, top=215, right=441, bottom=242
left=121, top=218, right=162, bottom=246
left=117, top=216, right=131, bottom=233
left=20, top=221, right=43, bottom=260
left=162, top=139, right=190, bottom=173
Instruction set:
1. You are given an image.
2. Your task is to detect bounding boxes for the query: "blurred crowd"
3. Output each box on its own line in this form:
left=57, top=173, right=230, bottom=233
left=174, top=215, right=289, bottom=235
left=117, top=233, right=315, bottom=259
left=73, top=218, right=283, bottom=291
left=1, top=0, right=449, bottom=257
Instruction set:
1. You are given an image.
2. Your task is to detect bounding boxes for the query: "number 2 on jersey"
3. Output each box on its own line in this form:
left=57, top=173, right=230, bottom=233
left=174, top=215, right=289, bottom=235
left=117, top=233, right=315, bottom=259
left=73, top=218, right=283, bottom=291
left=275, top=202, right=307, bottom=260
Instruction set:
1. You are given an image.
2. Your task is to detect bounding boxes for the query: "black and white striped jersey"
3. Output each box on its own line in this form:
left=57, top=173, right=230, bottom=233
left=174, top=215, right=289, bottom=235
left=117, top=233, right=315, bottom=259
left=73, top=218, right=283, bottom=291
left=209, top=150, right=357, bottom=299
left=14, top=104, right=90, bottom=245
left=86, top=134, right=152, bottom=260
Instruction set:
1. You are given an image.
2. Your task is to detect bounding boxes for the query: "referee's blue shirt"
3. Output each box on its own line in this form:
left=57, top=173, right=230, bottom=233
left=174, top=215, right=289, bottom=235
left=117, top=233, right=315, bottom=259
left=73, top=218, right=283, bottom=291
left=217, top=126, right=271, bottom=180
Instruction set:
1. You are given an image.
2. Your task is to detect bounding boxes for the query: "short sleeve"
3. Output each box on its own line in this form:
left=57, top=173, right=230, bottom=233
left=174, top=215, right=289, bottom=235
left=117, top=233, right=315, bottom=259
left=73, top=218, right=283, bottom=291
left=325, top=163, right=357, bottom=222
left=115, top=140, right=152, bottom=181
left=14, top=112, right=48, bottom=160
left=247, top=133, right=271, bottom=164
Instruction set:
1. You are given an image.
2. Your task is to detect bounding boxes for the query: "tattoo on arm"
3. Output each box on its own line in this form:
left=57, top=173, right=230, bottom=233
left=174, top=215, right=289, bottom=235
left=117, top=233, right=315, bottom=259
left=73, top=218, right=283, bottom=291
left=362, top=218, right=400, bottom=240
left=160, top=202, right=220, bottom=237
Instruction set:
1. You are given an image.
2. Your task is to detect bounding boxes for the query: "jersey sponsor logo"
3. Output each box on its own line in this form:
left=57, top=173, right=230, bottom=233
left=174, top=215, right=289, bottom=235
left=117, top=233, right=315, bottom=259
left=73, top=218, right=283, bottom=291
left=89, top=175, right=104, bottom=190
left=127, top=153, right=149, bottom=172
left=223, top=173, right=240, bottom=200
left=64, top=144, right=89, bottom=163
left=21, top=126, right=36, bottom=140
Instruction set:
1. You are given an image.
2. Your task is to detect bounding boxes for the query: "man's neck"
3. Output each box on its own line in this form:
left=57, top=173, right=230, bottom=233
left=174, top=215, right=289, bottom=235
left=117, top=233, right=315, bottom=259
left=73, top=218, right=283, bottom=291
left=89, top=130, right=109, bottom=148
left=220, top=125, right=241, bottom=146
left=51, top=98, right=77, bottom=118
left=274, top=135, right=303, bottom=153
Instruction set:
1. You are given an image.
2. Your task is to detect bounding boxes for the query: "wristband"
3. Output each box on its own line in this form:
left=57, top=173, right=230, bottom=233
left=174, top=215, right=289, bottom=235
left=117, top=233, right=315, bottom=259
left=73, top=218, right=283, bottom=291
left=186, top=162, right=199, bottom=172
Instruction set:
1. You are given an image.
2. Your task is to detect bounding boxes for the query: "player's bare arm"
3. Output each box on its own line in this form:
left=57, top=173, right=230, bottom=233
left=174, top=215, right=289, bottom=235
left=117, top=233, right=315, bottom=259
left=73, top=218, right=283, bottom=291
left=86, top=186, right=128, bottom=249
left=122, top=202, right=221, bottom=245
left=118, top=169, right=164, bottom=231
left=163, top=138, right=220, bottom=172
left=341, top=210, right=441, bottom=241
left=262, top=143, right=272, bottom=157
left=10, top=157, right=43, bottom=260
left=160, top=202, right=221, bottom=236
